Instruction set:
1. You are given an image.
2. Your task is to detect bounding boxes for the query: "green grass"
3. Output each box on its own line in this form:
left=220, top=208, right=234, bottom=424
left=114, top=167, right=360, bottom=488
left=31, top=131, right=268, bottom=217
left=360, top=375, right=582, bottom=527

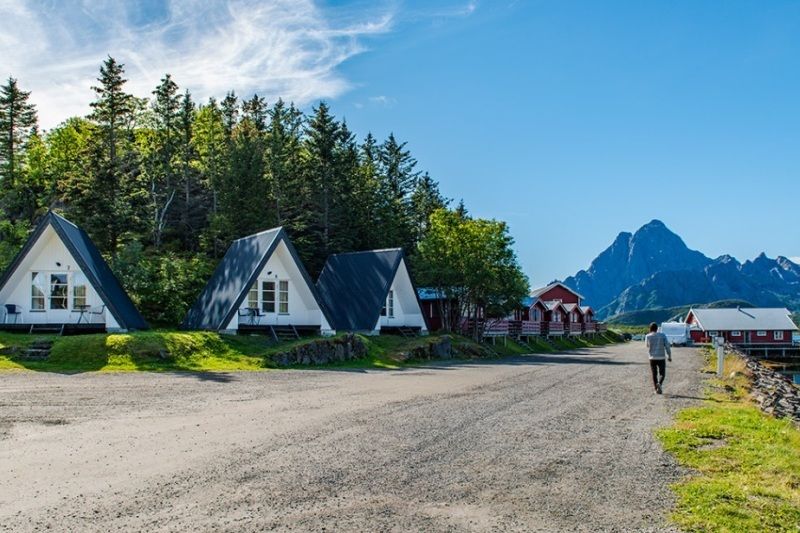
left=0, top=329, right=624, bottom=374
left=656, top=349, right=800, bottom=532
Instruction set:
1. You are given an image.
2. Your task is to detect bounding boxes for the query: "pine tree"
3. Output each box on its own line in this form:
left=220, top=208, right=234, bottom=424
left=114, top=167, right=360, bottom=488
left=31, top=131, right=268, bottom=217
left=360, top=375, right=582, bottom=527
left=176, top=90, right=204, bottom=250
left=81, top=57, right=144, bottom=251
left=377, top=133, right=419, bottom=250
left=242, top=94, right=268, bottom=133
left=410, top=172, right=448, bottom=243
left=0, top=77, right=37, bottom=199
left=265, top=99, right=305, bottom=228
left=193, top=99, right=227, bottom=256
left=303, top=102, right=341, bottom=272
left=221, top=92, right=239, bottom=139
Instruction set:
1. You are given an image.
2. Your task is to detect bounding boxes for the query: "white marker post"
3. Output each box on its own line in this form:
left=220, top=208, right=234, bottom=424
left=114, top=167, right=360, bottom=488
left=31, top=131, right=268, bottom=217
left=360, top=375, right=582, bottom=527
left=716, top=336, right=725, bottom=377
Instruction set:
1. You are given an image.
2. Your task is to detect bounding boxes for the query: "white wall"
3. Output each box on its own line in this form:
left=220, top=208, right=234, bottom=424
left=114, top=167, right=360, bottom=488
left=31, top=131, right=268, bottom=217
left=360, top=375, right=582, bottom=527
left=378, top=259, right=427, bottom=332
left=223, top=239, right=333, bottom=333
left=0, top=226, right=115, bottom=327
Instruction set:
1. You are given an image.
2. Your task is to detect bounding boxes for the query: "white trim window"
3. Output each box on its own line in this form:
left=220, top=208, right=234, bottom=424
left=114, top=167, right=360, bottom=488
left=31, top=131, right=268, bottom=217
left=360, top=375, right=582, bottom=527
left=31, top=272, right=46, bottom=311
left=72, top=272, right=88, bottom=309
left=247, top=282, right=258, bottom=309
left=387, top=290, right=395, bottom=318
left=757, top=330, right=766, bottom=337
left=49, top=273, right=68, bottom=310
left=261, top=281, right=276, bottom=313
left=774, top=331, right=784, bottom=341
left=730, top=330, right=742, bottom=337
left=279, top=280, right=289, bottom=314
left=551, top=311, right=560, bottom=322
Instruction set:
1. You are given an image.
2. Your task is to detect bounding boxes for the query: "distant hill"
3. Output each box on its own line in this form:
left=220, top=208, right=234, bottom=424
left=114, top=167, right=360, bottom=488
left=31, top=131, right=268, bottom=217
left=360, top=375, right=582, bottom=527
left=607, top=300, right=755, bottom=326
left=563, top=220, right=800, bottom=319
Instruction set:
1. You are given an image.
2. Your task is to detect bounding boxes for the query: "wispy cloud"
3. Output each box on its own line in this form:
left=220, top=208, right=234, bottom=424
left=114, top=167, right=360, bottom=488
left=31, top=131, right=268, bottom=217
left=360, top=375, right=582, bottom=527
left=0, top=0, right=393, bottom=129
left=368, top=95, right=397, bottom=106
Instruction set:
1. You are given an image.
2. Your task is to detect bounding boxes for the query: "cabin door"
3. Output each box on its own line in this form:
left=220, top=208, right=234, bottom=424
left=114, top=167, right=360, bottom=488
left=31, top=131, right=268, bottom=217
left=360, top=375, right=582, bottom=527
left=744, top=331, right=751, bottom=344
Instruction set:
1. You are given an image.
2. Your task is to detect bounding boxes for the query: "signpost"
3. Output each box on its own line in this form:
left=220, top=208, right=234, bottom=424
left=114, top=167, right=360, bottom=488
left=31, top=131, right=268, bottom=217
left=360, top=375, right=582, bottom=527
left=716, top=336, right=725, bottom=377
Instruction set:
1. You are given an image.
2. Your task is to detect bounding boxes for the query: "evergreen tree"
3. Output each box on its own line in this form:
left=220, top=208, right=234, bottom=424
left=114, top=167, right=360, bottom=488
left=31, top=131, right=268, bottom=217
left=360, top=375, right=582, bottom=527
left=221, top=92, right=239, bottom=139
left=80, top=57, right=144, bottom=251
left=147, top=73, right=181, bottom=248
left=410, top=172, right=448, bottom=243
left=265, top=99, right=305, bottom=229
left=176, top=90, right=205, bottom=250
left=193, top=99, right=227, bottom=256
left=303, top=102, right=341, bottom=272
left=0, top=77, right=38, bottom=190
left=242, top=94, right=268, bottom=133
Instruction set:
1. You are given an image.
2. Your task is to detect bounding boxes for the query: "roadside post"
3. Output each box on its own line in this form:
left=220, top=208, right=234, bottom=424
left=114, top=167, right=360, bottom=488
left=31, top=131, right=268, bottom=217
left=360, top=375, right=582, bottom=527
left=716, top=336, right=725, bottom=377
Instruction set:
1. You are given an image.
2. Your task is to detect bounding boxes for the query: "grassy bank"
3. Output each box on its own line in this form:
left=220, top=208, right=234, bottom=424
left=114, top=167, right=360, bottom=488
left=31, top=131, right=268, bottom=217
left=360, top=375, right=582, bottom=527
left=656, top=349, right=800, bottom=532
left=0, top=330, right=622, bottom=373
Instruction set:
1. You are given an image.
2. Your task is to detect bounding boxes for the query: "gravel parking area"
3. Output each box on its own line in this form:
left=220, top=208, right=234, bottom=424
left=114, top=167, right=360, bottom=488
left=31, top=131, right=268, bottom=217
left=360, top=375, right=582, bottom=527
left=0, top=342, right=702, bottom=532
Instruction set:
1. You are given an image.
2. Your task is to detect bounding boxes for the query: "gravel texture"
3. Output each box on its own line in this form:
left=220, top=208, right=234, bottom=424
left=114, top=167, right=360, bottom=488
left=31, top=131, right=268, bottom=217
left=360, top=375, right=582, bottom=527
left=0, top=342, right=702, bottom=532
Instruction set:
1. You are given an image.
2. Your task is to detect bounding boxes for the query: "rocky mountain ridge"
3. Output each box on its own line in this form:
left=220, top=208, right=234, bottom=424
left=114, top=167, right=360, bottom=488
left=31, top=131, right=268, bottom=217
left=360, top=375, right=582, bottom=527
left=563, top=220, right=800, bottom=319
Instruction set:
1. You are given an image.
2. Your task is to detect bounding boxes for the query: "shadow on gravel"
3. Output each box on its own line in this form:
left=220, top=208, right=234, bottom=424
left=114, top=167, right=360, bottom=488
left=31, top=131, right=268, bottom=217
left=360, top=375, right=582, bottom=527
left=166, top=372, right=239, bottom=383
left=400, top=353, right=644, bottom=371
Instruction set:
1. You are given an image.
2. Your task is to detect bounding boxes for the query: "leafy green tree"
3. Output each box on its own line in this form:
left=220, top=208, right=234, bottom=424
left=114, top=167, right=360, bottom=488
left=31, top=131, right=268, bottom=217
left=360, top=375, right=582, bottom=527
left=193, top=100, right=227, bottom=256
left=414, top=209, right=529, bottom=337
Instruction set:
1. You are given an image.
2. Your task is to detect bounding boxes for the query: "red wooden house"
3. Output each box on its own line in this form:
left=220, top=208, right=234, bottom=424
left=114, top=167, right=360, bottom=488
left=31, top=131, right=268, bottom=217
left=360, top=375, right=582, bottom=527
left=686, top=307, right=798, bottom=345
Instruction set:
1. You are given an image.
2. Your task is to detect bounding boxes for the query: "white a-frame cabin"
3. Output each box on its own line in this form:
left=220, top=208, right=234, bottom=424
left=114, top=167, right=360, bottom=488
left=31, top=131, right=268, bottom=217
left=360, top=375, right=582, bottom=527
left=182, top=227, right=334, bottom=337
left=0, top=212, right=148, bottom=334
left=316, top=248, right=428, bottom=335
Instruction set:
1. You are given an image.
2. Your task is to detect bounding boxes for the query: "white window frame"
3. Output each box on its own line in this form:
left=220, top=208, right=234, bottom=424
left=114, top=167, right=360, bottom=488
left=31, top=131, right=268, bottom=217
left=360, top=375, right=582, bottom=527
left=756, top=330, right=766, bottom=337
left=730, top=330, right=741, bottom=337
left=261, top=281, right=276, bottom=313
left=278, top=280, right=289, bottom=315
left=49, top=273, right=69, bottom=310
left=247, top=282, right=259, bottom=309
left=387, top=290, right=395, bottom=318
left=774, top=331, right=784, bottom=340
left=31, top=272, right=46, bottom=311
left=72, top=272, right=89, bottom=309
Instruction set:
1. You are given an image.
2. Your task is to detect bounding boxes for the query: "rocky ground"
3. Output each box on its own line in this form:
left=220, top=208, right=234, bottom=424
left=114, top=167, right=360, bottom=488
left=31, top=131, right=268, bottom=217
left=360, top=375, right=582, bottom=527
left=0, top=341, right=702, bottom=532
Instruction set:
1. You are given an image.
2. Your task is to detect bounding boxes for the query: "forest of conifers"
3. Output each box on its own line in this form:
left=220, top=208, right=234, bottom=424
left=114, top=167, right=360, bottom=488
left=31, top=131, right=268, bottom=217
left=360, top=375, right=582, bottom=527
left=0, top=57, right=528, bottom=327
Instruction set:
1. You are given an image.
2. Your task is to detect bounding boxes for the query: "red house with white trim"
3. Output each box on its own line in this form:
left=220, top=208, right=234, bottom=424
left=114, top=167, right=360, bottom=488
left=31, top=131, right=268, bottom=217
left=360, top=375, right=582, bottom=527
left=685, top=307, right=798, bottom=345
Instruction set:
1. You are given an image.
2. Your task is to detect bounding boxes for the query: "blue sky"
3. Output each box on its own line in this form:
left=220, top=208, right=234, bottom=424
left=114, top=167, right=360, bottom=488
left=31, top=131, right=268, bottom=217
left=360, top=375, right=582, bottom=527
left=3, top=0, right=799, bottom=287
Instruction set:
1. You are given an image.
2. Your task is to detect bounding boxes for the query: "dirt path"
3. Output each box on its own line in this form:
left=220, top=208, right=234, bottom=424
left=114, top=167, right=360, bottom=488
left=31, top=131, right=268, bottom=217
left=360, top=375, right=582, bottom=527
left=0, top=342, right=702, bottom=532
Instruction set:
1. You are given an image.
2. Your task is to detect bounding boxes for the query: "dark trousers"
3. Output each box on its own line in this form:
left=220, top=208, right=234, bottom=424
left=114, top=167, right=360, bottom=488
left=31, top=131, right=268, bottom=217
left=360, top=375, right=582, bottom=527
left=649, top=359, right=666, bottom=388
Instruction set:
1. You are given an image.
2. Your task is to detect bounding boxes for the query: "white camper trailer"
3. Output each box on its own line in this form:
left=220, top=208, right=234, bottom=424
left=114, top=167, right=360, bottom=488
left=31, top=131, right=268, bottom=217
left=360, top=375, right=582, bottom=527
left=660, top=321, right=690, bottom=346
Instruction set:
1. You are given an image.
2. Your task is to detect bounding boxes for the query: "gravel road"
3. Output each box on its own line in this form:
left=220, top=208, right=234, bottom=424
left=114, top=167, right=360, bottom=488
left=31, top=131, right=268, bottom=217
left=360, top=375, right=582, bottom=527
left=0, top=341, right=702, bottom=532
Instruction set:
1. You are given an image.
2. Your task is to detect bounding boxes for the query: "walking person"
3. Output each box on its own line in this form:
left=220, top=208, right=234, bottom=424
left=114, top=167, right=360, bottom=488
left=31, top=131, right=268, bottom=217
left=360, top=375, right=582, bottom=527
left=645, top=322, right=671, bottom=394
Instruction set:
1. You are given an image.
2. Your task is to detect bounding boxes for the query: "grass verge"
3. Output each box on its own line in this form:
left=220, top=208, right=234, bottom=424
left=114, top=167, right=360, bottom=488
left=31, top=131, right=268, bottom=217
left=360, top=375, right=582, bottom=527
left=656, top=349, right=800, bottom=532
left=0, top=329, right=623, bottom=374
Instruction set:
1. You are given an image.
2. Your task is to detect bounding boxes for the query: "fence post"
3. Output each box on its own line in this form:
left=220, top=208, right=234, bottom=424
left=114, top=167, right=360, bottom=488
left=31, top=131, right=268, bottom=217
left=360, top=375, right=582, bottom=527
left=716, top=336, right=725, bottom=377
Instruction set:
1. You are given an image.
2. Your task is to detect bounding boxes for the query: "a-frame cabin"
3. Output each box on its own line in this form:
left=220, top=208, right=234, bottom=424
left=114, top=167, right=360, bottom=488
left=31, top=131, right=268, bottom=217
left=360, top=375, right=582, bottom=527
left=0, top=212, right=148, bottom=333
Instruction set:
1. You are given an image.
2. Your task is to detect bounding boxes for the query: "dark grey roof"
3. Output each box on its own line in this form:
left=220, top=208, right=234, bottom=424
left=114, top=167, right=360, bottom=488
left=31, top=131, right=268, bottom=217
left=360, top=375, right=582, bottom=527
left=0, top=212, right=148, bottom=330
left=316, top=248, right=419, bottom=331
left=182, top=227, right=331, bottom=331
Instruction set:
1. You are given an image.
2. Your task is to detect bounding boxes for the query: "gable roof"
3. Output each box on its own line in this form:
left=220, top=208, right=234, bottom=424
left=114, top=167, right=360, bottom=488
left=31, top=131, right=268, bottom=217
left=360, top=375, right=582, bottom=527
left=0, top=212, right=148, bottom=330
left=563, top=303, right=581, bottom=313
left=182, top=227, right=331, bottom=330
left=580, top=306, right=594, bottom=315
left=530, top=281, right=584, bottom=300
left=316, top=248, right=422, bottom=331
left=688, top=307, right=798, bottom=332
left=543, top=300, right=569, bottom=313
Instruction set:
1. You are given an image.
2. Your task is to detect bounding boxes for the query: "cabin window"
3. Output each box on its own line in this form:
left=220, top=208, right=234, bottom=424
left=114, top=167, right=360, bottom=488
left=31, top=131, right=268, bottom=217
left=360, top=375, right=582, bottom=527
left=532, top=309, right=540, bottom=321
left=730, top=330, right=741, bottom=337
left=387, top=290, right=395, bottom=318
left=757, top=330, right=766, bottom=337
left=261, top=281, right=276, bottom=313
left=72, top=273, right=88, bottom=308
left=551, top=312, right=559, bottom=322
left=49, top=273, right=68, bottom=310
left=278, top=281, right=289, bottom=314
left=774, top=331, right=784, bottom=340
left=31, top=272, right=46, bottom=310
left=247, top=282, right=258, bottom=309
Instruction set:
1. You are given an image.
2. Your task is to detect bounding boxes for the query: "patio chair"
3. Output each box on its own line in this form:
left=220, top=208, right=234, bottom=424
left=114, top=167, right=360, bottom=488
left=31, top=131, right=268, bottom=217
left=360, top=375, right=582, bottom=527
left=88, top=305, right=106, bottom=322
left=4, top=304, right=21, bottom=324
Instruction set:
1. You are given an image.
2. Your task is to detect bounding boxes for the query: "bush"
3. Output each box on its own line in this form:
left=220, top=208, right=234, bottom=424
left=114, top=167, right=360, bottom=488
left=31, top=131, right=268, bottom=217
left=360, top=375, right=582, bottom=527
left=111, top=242, right=215, bottom=326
